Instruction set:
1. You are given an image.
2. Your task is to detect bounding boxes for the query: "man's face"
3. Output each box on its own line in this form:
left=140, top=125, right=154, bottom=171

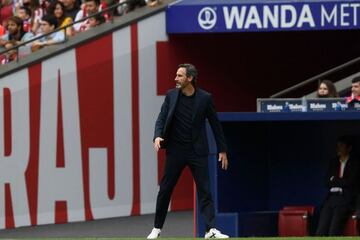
left=351, top=81, right=360, bottom=97
left=175, top=67, right=192, bottom=89
left=17, top=9, right=29, bottom=20
left=7, top=20, right=20, bottom=35
left=85, top=1, right=98, bottom=14
left=88, top=17, right=98, bottom=27
left=336, top=142, right=351, bottom=157
left=40, top=20, right=54, bottom=34
left=318, top=83, right=328, bottom=97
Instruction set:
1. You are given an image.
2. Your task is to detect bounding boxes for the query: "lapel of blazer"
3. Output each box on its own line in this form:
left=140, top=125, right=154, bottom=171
left=343, top=159, right=352, bottom=177
left=168, top=88, right=180, bottom=120
left=192, top=89, right=201, bottom=122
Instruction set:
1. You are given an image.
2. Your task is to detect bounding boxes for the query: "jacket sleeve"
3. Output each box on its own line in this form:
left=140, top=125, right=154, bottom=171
left=153, top=94, right=170, bottom=142
left=328, top=160, right=360, bottom=188
left=206, top=94, right=227, bottom=153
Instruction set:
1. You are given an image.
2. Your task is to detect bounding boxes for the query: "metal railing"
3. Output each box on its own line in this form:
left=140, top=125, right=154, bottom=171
left=271, top=56, right=360, bottom=98
left=0, top=0, right=135, bottom=63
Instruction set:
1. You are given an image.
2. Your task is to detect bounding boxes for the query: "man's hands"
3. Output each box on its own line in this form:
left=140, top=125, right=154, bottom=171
left=154, top=138, right=229, bottom=170
left=154, top=137, right=164, bottom=152
left=218, top=152, right=228, bottom=170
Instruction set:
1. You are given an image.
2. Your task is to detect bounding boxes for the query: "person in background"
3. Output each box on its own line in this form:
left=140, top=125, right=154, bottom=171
left=316, top=136, right=360, bottom=236
left=0, top=0, right=14, bottom=28
left=22, top=0, right=44, bottom=34
left=1, top=40, right=18, bottom=64
left=117, top=0, right=145, bottom=15
left=73, top=0, right=100, bottom=32
left=31, top=14, right=65, bottom=51
left=147, top=0, right=161, bottom=7
left=346, top=76, right=360, bottom=103
left=48, top=0, right=73, bottom=37
left=17, top=6, right=32, bottom=32
left=0, top=24, right=5, bottom=36
left=317, top=80, right=339, bottom=98
left=0, top=16, right=34, bottom=46
left=83, top=14, right=105, bottom=30
left=63, top=0, right=80, bottom=20
left=40, top=0, right=52, bottom=14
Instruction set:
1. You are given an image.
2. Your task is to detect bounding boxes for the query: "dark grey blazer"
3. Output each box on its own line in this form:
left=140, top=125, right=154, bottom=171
left=153, top=88, right=227, bottom=156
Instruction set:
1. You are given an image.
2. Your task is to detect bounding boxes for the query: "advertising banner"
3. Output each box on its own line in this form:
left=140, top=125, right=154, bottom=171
left=167, top=0, right=360, bottom=33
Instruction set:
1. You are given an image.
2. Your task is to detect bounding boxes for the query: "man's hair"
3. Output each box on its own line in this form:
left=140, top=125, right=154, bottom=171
left=19, top=6, right=32, bottom=18
left=337, top=135, right=354, bottom=148
left=91, top=14, right=106, bottom=24
left=85, top=0, right=100, bottom=6
left=178, top=63, right=198, bottom=87
left=352, top=76, right=360, bottom=84
left=7, top=16, right=23, bottom=28
left=42, top=15, right=58, bottom=29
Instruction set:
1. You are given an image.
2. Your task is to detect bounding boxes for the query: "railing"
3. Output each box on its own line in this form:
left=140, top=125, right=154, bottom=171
left=270, top=56, right=360, bottom=98
left=0, top=0, right=135, bottom=63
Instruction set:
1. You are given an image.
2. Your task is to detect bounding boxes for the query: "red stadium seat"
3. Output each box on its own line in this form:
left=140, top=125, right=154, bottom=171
left=282, top=206, right=315, bottom=215
left=344, top=213, right=358, bottom=236
left=278, top=205, right=315, bottom=237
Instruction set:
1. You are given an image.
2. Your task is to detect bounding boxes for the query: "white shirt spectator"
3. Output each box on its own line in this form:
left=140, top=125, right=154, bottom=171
left=36, top=30, right=65, bottom=43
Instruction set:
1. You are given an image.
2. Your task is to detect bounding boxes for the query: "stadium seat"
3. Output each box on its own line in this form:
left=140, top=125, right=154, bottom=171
left=278, top=205, right=315, bottom=237
left=344, top=212, right=358, bottom=236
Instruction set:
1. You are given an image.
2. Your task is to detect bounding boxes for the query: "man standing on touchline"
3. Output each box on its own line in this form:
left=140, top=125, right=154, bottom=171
left=147, top=63, right=229, bottom=239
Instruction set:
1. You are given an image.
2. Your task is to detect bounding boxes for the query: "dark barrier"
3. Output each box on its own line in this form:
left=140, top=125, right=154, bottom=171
left=257, top=98, right=360, bottom=113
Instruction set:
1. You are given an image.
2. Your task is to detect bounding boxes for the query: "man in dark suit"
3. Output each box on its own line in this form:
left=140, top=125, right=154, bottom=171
left=316, top=136, right=360, bottom=236
left=147, top=64, right=229, bottom=239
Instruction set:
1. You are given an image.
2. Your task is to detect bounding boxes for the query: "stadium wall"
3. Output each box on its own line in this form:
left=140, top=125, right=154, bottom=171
left=3, top=1, right=360, bottom=230
left=0, top=12, right=197, bottom=230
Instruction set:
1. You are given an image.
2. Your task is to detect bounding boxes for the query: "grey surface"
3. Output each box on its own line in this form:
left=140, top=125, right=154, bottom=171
left=0, top=210, right=193, bottom=238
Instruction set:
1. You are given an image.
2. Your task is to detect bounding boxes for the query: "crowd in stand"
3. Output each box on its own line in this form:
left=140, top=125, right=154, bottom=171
left=313, top=77, right=360, bottom=236
left=316, top=77, right=360, bottom=103
left=0, top=0, right=162, bottom=64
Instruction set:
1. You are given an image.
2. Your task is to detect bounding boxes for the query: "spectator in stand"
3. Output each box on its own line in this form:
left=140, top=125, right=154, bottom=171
left=0, top=24, right=5, bottom=36
left=63, top=0, right=80, bottom=20
left=48, top=0, right=74, bottom=37
left=346, top=76, right=360, bottom=103
left=17, top=6, right=32, bottom=32
left=1, top=40, right=18, bottom=64
left=31, top=14, right=65, bottom=51
left=147, top=0, right=162, bottom=7
left=0, top=16, right=34, bottom=46
left=83, top=14, right=105, bottom=30
left=316, top=136, right=360, bottom=236
left=317, top=80, right=339, bottom=98
left=41, top=0, right=52, bottom=14
left=0, top=0, right=14, bottom=27
left=22, top=0, right=44, bottom=34
left=117, top=0, right=145, bottom=15
left=99, top=0, right=112, bottom=21
left=74, top=0, right=101, bottom=32
left=130, top=0, right=146, bottom=10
